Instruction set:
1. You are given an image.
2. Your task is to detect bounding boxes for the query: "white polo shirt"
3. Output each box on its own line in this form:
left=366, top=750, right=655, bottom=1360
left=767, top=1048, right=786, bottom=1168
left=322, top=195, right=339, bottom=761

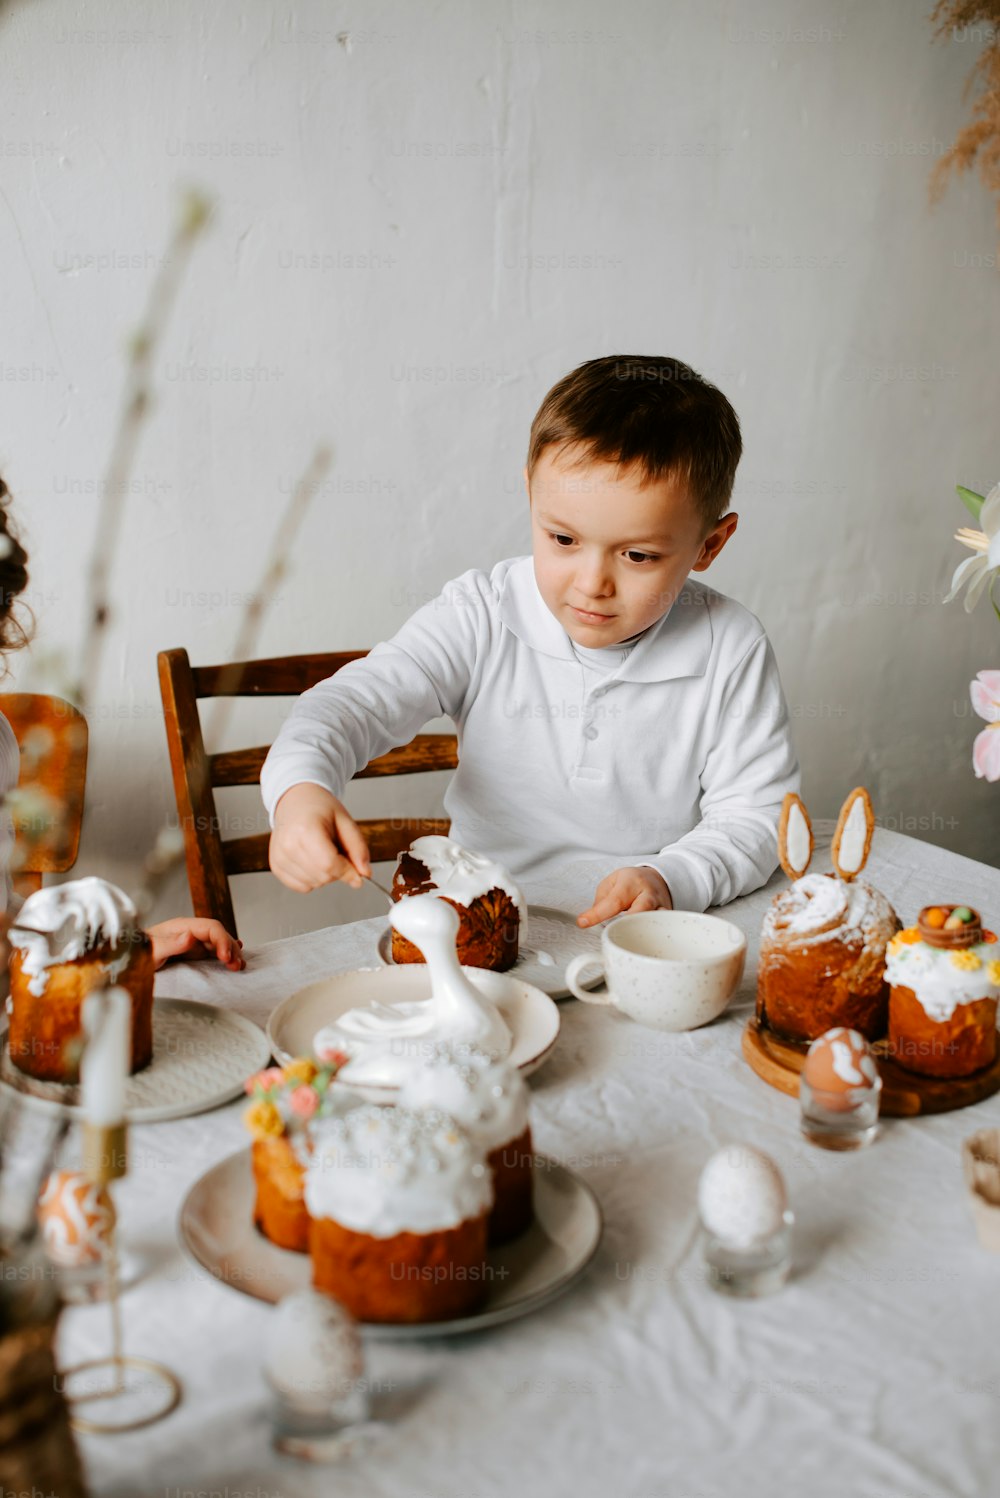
left=260, top=555, right=800, bottom=912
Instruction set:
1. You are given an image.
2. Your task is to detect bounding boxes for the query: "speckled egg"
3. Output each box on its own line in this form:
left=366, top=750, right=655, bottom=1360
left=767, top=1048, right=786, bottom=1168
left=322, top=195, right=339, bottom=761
left=698, top=1146, right=788, bottom=1250
left=264, top=1289, right=364, bottom=1414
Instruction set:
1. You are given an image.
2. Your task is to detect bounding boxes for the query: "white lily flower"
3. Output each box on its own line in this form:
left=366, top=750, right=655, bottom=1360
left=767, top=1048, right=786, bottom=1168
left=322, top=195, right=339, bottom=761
left=945, top=481, right=1000, bottom=612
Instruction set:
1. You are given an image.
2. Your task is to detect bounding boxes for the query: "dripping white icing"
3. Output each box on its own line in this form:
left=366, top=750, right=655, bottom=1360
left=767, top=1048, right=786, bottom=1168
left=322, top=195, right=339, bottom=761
left=9, top=877, right=138, bottom=997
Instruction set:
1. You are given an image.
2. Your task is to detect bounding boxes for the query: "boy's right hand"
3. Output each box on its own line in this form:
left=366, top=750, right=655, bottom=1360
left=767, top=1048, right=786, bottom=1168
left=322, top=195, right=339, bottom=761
left=268, top=784, right=371, bottom=893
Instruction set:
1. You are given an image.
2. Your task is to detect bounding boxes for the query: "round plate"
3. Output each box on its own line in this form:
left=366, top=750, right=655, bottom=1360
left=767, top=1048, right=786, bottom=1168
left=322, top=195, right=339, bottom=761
left=267, top=967, right=561, bottom=1090
left=376, top=905, right=603, bottom=1000
left=178, top=1147, right=603, bottom=1339
left=0, top=999, right=271, bottom=1124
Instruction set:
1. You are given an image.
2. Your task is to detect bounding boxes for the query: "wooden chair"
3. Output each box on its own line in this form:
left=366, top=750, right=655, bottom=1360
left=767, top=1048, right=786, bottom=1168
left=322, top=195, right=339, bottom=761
left=0, top=694, right=89, bottom=900
left=157, top=649, right=458, bottom=936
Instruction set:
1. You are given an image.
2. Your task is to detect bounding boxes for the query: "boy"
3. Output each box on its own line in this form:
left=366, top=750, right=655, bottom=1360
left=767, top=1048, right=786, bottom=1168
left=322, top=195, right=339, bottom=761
left=261, top=354, right=799, bottom=927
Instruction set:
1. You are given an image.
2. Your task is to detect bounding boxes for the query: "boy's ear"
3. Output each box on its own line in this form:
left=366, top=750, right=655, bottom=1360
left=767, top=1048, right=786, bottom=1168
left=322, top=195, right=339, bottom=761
left=691, top=512, right=738, bottom=571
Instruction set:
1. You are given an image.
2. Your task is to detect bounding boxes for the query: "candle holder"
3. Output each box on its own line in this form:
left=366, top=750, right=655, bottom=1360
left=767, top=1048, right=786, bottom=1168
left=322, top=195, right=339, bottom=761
left=59, top=996, right=183, bottom=1435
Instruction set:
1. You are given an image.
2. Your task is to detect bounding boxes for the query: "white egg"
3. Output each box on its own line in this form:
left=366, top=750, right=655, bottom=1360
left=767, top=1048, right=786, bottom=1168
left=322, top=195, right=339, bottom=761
left=264, top=1289, right=364, bottom=1413
left=698, top=1146, right=788, bottom=1250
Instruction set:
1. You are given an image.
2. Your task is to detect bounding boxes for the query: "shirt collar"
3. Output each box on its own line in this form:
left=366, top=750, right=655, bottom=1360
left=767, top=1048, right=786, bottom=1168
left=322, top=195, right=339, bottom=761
left=498, top=555, right=713, bottom=683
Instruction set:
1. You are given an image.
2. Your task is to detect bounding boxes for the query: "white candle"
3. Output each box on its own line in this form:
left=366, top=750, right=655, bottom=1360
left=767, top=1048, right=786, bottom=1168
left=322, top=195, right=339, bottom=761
left=81, top=987, right=130, bottom=1126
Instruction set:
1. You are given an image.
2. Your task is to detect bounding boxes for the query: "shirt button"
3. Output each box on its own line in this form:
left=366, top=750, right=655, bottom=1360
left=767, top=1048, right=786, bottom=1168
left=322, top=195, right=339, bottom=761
left=583, top=724, right=599, bottom=740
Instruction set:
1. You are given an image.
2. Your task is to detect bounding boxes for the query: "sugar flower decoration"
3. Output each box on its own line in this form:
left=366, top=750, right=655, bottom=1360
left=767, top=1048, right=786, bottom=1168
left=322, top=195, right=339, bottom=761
left=970, top=670, right=1000, bottom=782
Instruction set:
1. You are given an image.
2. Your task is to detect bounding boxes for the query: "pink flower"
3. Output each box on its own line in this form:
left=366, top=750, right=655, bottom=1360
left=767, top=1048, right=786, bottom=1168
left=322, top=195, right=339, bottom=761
left=287, top=1085, right=319, bottom=1119
left=244, top=1066, right=285, bottom=1095
left=971, top=671, right=1000, bottom=781
left=315, top=1042, right=349, bottom=1067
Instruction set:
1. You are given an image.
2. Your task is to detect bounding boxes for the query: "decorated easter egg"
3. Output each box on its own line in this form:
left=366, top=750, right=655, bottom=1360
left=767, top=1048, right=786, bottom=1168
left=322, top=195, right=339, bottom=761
left=37, top=1170, right=114, bottom=1268
left=803, top=1027, right=879, bottom=1095
left=697, top=1146, right=787, bottom=1251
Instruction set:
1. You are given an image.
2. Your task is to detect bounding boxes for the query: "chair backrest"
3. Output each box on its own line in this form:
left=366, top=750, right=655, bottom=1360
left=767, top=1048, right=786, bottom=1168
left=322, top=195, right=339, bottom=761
left=157, top=649, right=458, bottom=936
left=0, top=694, right=89, bottom=899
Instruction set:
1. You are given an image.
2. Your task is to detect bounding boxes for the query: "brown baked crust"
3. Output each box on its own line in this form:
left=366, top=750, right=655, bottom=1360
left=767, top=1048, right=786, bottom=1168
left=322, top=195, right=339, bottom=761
left=251, top=1136, right=309, bottom=1253
left=309, top=1209, right=490, bottom=1322
left=888, top=983, right=998, bottom=1078
left=8, top=933, right=155, bottom=1082
left=390, top=852, right=519, bottom=971
left=487, top=1123, right=534, bottom=1244
left=756, top=878, right=900, bottom=1044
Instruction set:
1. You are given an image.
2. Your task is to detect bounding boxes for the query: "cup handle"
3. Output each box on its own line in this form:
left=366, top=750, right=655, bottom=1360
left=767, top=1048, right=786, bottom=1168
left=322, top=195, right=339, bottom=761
left=565, top=953, right=612, bottom=1004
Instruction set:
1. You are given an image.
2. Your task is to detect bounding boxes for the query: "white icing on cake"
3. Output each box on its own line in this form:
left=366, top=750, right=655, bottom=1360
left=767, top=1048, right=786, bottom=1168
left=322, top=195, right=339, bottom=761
left=405, top=836, right=528, bottom=930
left=317, top=895, right=512, bottom=1085
left=762, top=872, right=896, bottom=957
left=9, top=877, right=138, bottom=997
left=304, top=1104, right=492, bottom=1237
left=837, top=797, right=869, bottom=876
left=886, top=937, right=1000, bottom=1023
left=785, top=801, right=811, bottom=873
left=397, top=1043, right=529, bottom=1152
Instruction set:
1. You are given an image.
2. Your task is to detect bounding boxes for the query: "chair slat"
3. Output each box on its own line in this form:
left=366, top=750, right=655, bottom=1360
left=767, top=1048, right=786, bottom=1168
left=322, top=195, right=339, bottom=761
left=192, top=652, right=366, bottom=698
left=222, top=818, right=451, bottom=877
left=210, top=734, right=458, bottom=788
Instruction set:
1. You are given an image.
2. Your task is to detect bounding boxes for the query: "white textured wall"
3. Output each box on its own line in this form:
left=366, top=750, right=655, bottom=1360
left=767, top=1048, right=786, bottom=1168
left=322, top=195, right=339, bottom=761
left=0, top=0, right=997, bottom=944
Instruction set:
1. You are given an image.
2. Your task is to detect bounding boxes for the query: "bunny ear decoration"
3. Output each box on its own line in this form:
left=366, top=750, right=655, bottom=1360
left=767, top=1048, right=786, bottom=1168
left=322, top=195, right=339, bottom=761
left=778, top=793, right=813, bottom=880
left=831, top=786, right=875, bottom=882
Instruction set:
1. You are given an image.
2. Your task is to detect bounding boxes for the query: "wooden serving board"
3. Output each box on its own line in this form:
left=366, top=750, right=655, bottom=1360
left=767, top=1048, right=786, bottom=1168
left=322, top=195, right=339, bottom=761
left=743, top=1015, right=1000, bottom=1117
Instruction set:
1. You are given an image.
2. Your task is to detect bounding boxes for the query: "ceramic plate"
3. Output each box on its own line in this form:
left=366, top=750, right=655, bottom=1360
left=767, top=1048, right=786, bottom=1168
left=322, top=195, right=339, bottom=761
left=267, top=966, right=560, bottom=1092
left=0, top=999, right=270, bottom=1124
left=178, top=1147, right=603, bottom=1339
left=376, top=904, right=603, bottom=1000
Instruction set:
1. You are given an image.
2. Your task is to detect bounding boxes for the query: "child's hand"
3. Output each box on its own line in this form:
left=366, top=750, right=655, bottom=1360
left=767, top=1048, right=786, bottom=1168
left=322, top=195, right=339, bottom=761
left=268, top=783, right=371, bottom=893
left=148, top=917, right=245, bottom=971
left=577, top=867, right=673, bottom=928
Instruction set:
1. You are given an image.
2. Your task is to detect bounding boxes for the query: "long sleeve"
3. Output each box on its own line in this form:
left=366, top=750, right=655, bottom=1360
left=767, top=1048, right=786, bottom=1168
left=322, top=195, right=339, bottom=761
left=636, top=633, right=799, bottom=911
left=259, top=569, right=491, bottom=823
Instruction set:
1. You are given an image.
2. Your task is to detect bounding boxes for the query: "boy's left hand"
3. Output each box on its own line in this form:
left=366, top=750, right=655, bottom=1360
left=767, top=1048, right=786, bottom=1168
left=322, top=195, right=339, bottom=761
left=577, top=867, right=673, bottom=928
left=147, top=917, right=245, bottom=971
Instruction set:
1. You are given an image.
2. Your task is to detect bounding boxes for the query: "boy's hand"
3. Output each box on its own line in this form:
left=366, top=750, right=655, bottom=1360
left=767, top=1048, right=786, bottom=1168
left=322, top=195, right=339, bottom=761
left=577, top=867, right=673, bottom=928
left=148, top=917, right=245, bottom=971
left=269, top=783, right=371, bottom=893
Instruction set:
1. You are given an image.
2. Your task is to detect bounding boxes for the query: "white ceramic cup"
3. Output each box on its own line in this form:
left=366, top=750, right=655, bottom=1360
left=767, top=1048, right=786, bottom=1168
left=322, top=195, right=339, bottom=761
left=565, top=910, right=747, bottom=1031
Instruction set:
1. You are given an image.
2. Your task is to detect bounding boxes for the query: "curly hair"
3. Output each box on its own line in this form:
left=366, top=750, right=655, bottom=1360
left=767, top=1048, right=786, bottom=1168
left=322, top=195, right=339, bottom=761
left=0, top=477, right=33, bottom=670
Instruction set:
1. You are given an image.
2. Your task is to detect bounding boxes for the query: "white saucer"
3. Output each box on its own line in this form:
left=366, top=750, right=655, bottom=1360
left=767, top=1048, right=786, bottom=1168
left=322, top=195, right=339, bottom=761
left=376, top=904, right=603, bottom=1000
left=178, top=1147, right=603, bottom=1340
left=0, top=999, right=271, bottom=1124
left=267, top=966, right=560, bottom=1096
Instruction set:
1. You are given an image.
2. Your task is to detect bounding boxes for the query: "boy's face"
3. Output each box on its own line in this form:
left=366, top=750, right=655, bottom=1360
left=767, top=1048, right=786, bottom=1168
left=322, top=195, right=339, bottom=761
left=526, top=444, right=738, bottom=646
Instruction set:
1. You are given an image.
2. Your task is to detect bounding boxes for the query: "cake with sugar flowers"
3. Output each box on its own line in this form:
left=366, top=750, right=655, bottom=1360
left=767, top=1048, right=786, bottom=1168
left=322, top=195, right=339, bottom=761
left=7, top=877, right=154, bottom=1082
left=305, top=1103, right=493, bottom=1323
left=390, top=836, right=525, bottom=971
left=244, top=1053, right=353, bottom=1252
left=886, top=904, right=1000, bottom=1078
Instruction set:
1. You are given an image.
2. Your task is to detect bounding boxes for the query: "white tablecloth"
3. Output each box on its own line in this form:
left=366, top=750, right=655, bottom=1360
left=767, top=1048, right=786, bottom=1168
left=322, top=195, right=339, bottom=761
left=63, top=829, right=1000, bottom=1498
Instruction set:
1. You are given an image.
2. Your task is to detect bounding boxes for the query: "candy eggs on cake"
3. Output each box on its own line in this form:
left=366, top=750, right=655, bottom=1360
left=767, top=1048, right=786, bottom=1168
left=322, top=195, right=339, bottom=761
left=803, top=1027, right=879, bottom=1096
left=697, top=1146, right=788, bottom=1251
left=37, top=1170, right=114, bottom=1267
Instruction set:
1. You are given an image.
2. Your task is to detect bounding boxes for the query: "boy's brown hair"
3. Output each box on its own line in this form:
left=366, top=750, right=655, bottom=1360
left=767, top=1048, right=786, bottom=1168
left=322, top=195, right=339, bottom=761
left=526, top=354, right=742, bottom=529
left=0, top=477, right=32, bottom=671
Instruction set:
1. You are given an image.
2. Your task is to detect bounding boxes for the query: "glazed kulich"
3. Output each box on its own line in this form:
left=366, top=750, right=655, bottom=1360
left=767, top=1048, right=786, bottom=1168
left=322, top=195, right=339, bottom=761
left=243, top=1054, right=351, bottom=1253
left=390, top=835, right=526, bottom=971
left=886, top=905, right=1000, bottom=1078
left=756, top=871, right=901, bottom=1044
left=304, top=1104, right=493, bottom=1324
left=398, top=1043, right=533, bottom=1244
left=7, top=877, right=153, bottom=1083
